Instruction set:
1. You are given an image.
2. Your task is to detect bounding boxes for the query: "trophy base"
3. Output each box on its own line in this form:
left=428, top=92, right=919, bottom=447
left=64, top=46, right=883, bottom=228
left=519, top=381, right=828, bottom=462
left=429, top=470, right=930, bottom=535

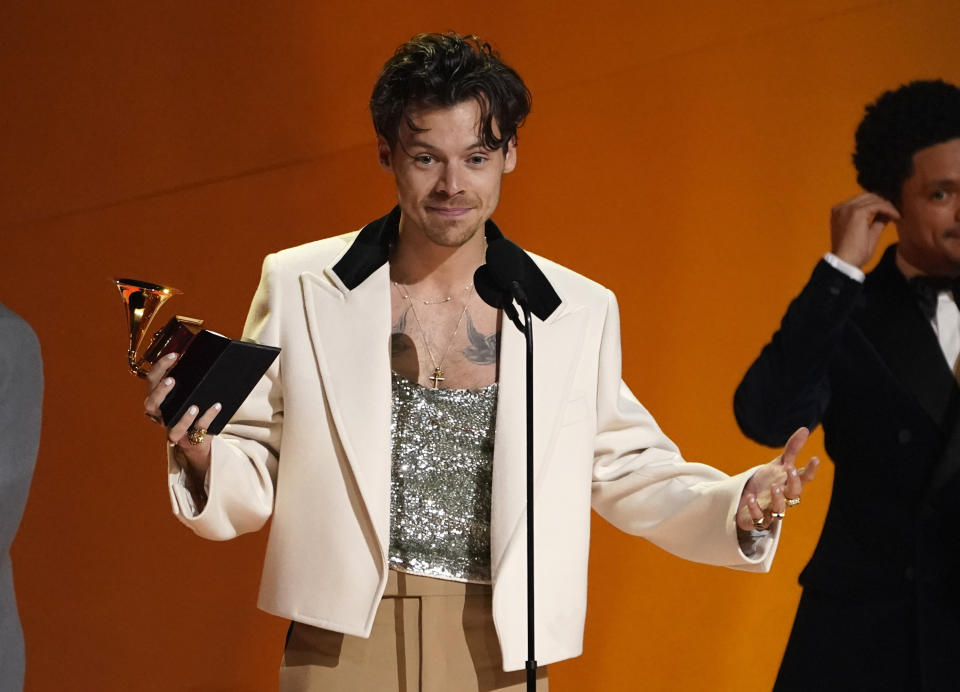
left=159, top=331, right=280, bottom=434
left=136, top=316, right=205, bottom=377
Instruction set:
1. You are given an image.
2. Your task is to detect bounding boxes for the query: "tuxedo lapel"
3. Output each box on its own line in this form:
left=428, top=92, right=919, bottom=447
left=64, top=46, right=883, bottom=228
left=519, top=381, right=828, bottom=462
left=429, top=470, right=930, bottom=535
left=490, top=301, right=588, bottom=577
left=855, top=248, right=960, bottom=502
left=925, top=406, right=960, bottom=502
left=856, top=248, right=957, bottom=429
left=300, top=260, right=393, bottom=553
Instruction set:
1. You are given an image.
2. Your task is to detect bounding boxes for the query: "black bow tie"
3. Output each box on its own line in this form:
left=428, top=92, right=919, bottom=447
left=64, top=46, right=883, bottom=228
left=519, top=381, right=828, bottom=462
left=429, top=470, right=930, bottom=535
left=908, top=275, right=960, bottom=321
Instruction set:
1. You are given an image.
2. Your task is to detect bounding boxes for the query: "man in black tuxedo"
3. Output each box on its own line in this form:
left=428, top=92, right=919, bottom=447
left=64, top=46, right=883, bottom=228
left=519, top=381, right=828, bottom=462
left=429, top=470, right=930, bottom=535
left=734, top=80, right=960, bottom=692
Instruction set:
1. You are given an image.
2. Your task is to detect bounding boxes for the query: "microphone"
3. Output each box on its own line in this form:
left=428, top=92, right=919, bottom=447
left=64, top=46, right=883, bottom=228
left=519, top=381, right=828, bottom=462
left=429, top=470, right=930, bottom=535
left=474, top=264, right=523, bottom=331
left=473, top=235, right=561, bottom=326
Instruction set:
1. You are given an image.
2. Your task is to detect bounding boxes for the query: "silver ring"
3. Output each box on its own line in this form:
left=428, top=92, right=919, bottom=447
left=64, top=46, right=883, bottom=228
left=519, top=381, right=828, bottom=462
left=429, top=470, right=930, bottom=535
left=771, top=511, right=786, bottom=519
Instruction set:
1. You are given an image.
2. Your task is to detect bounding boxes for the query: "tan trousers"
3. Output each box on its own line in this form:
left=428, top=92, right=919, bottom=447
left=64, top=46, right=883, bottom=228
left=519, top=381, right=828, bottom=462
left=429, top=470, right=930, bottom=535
left=279, top=571, right=549, bottom=692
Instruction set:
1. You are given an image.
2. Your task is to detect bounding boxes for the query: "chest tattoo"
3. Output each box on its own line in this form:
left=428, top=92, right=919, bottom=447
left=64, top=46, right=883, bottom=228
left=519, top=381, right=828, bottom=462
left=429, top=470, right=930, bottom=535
left=391, top=307, right=413, bottom=358
left=462, top=312, right=498, bottom=365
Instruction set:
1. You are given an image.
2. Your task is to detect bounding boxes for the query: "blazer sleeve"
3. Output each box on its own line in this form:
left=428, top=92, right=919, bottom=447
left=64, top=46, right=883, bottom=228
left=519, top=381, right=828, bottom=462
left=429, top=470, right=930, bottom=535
left=589, top=290, right=778, bottom=571
left=733, top=260, right=862, bottom=448
left=167, top=254, right=284, bottom=540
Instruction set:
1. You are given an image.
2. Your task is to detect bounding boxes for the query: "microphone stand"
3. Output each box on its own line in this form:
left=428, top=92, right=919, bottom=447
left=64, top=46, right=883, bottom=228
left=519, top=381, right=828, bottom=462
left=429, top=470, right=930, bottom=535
left=505, top=281, right=538, bottom=691
left=476, top=261, right=548, bottom=691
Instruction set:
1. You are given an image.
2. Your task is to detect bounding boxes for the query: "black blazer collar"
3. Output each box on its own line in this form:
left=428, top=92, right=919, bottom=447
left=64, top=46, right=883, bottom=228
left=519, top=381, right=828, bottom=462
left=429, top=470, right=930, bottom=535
left=331, top=206, right=561, bottom=320
left=331, top=207, right=400, bottom=290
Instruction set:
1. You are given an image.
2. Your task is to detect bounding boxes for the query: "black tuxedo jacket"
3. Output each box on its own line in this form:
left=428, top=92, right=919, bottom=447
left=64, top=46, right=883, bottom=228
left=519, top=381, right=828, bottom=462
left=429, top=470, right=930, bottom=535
left=734, top=245, right=960, bottom=691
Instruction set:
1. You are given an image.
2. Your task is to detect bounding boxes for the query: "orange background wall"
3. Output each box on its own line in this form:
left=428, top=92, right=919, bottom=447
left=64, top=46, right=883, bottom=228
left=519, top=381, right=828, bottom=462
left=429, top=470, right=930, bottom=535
left=2, top=2, right=958, bottom=690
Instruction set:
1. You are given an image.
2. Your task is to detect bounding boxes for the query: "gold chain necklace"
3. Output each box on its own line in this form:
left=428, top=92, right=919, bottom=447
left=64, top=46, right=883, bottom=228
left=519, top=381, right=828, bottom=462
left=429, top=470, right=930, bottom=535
left=392, top=281, right=471, bottom=305
left=395, top=282, right=473, bottom=388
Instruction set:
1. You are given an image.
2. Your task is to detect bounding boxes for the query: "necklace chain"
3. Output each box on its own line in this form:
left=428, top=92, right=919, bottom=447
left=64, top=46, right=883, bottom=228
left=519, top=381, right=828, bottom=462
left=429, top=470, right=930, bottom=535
left=390, top=240, right=486, bottom=387
left=392, top=281, right=472, bottom=305
left=394, top=282, right=473, bottom=388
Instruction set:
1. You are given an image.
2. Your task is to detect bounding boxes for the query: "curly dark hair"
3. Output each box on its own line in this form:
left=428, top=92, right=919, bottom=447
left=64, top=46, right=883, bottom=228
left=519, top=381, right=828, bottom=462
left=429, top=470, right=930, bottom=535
left=853, top=79, right=960, bottom=205
left=370, top=33, right=531, bottom=153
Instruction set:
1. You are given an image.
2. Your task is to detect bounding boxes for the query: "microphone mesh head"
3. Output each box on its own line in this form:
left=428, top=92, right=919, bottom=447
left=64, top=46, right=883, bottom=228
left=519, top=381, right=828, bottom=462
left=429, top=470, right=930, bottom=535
left=473, top=265, right=509, bottom=309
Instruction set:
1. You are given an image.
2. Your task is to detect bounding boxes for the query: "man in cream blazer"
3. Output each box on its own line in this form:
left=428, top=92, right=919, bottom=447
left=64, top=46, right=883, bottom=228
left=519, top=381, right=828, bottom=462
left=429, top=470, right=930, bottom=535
left=143, top=32, right=814, bottom=678
left=164, top=206, right=806, bottom=669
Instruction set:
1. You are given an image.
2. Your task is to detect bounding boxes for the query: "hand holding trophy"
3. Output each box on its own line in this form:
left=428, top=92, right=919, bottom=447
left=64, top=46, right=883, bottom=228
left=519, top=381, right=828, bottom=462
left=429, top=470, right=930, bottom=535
left=145, top=351, right=223, bottom=480
left=114, top=278, right=280, bottom=455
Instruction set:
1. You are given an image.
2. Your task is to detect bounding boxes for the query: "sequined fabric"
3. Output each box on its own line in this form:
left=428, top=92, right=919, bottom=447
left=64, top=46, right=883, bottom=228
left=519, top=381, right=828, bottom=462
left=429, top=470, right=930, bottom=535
left=389, top=372, right=498, bottom=584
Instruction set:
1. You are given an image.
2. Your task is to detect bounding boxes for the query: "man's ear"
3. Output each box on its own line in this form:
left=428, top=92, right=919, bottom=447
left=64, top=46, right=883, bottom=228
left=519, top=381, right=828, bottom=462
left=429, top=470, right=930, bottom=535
left=377, top=136, right=393, bottom=171
left=503, top=136, right=518, bottom=174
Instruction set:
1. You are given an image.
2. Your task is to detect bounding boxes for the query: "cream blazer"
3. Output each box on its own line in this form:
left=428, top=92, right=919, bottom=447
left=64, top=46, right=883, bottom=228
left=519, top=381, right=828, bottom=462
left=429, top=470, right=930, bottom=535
left=167, top=223, right=778, bottom=671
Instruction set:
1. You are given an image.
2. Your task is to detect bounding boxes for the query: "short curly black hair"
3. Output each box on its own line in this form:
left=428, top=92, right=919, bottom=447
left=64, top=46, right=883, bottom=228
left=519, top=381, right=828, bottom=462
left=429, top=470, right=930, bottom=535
left=853, top=79, right=960, bottom=205
left=370, top=33, right=531, bottom=153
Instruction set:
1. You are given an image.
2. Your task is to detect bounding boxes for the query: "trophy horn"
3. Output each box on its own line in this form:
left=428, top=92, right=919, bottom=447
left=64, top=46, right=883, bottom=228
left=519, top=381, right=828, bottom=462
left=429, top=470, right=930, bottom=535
left=114, top=278, right=182, bottom=377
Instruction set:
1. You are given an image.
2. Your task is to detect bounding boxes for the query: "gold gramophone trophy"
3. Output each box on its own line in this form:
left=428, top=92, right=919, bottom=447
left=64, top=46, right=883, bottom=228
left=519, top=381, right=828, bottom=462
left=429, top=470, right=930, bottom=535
left=114, top=277, right=280, bottom=434
left=114, top=278, right=204, bottom=378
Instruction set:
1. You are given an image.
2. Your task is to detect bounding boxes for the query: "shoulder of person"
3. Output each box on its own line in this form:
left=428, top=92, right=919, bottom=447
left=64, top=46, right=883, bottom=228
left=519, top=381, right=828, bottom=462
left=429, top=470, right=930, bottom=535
left=0, top=303, right=40, bottom=354
left=271, top=231, right=360, bottom=269
left=527, top=251, right=612, bottom=308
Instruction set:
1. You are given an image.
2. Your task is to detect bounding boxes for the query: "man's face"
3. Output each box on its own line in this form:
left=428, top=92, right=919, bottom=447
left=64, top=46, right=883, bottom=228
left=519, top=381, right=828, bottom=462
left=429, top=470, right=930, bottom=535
left=378, top=98, right=516, bottom=249
left=896, top=137, right=960, bottom=276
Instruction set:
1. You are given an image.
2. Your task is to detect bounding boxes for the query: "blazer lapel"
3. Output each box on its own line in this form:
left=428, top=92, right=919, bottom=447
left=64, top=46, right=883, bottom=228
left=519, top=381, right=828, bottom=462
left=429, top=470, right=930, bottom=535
left=856, top=248, right=957, bottom=429
left=924, top=407, right=960, bottom=503
left=856, top=247, right=960, bottom=502
left=490, top=300, right=588, bottom=577
left=300, top=259, right=393, bottom=554
left=296, top=206, right=573, bottom=570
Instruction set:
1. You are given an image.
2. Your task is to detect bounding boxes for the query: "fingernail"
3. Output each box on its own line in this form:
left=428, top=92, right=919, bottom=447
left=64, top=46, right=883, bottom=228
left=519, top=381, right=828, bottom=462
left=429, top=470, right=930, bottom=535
left=774, top=487, right=783, bottom=495
left=165, top=353, right=177, bottom=360
left=188, top=405, right=198, bottom=415
left=163, top=378, right=174, bottom=386
left=790, top=469, right=798, bottom=477
left=214, top=403, right=222, bottom=411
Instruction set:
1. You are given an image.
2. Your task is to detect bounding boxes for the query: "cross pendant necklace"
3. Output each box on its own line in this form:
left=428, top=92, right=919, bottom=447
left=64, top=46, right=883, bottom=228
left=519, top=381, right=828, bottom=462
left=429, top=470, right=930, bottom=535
left=395, top=282, right=472, bottom=388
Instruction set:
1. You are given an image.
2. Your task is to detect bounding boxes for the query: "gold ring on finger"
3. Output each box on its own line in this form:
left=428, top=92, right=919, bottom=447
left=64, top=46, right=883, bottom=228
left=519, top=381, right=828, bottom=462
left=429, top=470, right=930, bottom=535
left=771, top=511, right=786, bottom=519
left=785, top=497, right=801, bottom=507
left=187, top=427, right=207, bottom=446
left=753, top=518, right=766, bottom=529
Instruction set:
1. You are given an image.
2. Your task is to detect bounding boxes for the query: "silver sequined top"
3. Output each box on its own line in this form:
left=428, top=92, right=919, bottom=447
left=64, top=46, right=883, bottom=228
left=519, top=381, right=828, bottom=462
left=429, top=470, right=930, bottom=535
left=389, top=371, right=498, bottom=584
